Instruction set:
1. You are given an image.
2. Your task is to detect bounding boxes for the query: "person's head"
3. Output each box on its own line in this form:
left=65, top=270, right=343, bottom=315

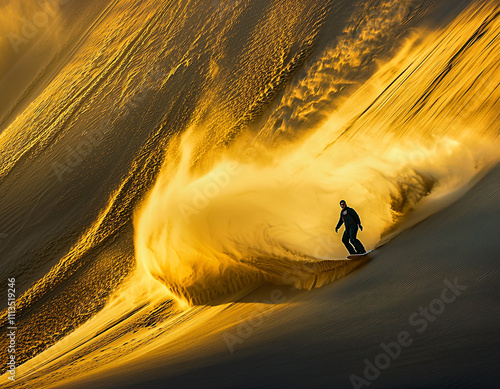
left=340, top=200, right=347, bottom=209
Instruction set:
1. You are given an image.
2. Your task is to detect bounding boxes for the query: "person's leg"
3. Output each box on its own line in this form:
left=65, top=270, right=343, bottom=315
left=349, top=227, right=366, bottom=254
left=342, top=230, right=356, bottom=254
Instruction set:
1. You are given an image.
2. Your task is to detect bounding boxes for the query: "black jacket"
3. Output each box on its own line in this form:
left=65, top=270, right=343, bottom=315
left=336, top=206, right=361, bottom=230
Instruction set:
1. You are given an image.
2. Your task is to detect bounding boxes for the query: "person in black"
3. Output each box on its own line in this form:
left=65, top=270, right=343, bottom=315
left=335, top=200, right=366, bottom=254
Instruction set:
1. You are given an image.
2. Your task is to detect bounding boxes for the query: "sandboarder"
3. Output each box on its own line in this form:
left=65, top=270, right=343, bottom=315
left=335, top=200, right=366, bottom=255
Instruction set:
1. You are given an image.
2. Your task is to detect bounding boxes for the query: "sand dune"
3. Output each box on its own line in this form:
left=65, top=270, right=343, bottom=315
left=1, top=1, right=499, bottom=388
left=45, top=162, right=499, bottom=389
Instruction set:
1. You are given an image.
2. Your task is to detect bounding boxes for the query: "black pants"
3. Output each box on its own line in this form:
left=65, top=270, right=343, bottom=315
left=342, top=226, right=365, bottom=254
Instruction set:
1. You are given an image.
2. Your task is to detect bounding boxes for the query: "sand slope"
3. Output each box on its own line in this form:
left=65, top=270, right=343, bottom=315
left=58, top=162, right=500, bottom=389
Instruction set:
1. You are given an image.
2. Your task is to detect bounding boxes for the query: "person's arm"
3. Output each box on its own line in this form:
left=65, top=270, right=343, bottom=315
left=352, top=209, right=363, bottom=231
left=335, top=213, right=343, bottom=232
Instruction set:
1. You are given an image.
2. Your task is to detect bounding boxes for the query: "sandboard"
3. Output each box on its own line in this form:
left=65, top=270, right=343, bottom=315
left=347, top=250, right=373, bottom=260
